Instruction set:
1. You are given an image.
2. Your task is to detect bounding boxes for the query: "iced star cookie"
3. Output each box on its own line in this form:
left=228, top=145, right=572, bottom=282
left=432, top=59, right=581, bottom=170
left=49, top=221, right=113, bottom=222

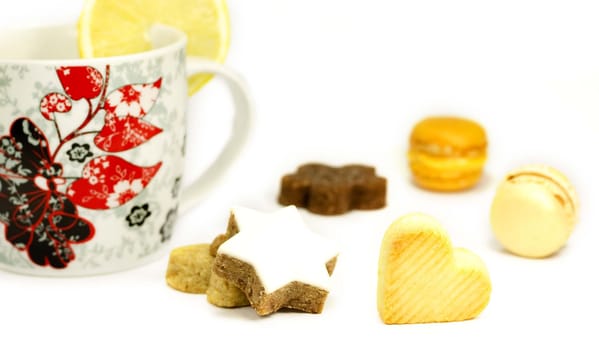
left=213, top=205, right=339, bottom=316
left=377, top=213, right=491, bottom=324
left=209, top=206, right=261, bottom=255
left=206, top=209, right=254, bottom=308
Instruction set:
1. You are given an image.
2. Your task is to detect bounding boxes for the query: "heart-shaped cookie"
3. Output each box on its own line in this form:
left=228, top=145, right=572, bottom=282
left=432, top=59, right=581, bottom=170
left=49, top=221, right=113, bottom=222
left=377, top=213, right=491, bottom=324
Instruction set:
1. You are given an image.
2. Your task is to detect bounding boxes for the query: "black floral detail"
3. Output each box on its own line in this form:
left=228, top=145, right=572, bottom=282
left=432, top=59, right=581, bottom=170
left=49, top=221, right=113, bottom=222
left=171, top=177, right=182, bottom=198
left=126, top=203, right=151, bottom=227
left=160, top=208, right=178, bottom=242
left=66, top=143, right=93, bottom=163
left=0, top=118, right=94, bottom=268
left=0, top=137, right=21, bottom=158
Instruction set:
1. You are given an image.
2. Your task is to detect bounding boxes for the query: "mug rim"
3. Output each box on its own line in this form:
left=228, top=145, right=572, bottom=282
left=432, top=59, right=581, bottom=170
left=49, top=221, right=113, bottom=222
left=0, top=22, right=188, bottom=65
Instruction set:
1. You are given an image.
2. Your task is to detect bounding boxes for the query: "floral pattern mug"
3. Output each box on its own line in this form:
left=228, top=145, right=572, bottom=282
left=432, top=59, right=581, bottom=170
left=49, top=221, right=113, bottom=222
left=0, top=24, right=252, bottom=276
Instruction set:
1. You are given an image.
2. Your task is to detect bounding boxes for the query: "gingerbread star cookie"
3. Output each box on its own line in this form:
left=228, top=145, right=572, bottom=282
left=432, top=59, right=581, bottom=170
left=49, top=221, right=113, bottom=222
left=213, top=205, right=339, bottom=316
left=377, top=213, right=491, bottom=324
left=210, top=206, right=280, bottom=255
left=278, top=163, right=387, bottom=215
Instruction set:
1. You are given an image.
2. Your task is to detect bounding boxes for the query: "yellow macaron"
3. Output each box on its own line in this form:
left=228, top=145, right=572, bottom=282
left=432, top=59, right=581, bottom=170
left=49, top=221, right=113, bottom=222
left=490, top=165, right=578, bottom=258
left=408, top=116, right=487, bottom=191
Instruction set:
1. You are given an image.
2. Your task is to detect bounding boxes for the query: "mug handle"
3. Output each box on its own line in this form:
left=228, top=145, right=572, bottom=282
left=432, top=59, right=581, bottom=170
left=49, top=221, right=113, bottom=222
left=178, top=57, right=253, bottom=213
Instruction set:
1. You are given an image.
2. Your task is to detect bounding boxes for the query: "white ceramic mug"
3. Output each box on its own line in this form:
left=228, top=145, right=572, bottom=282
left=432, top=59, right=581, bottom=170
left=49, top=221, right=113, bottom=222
left=0, top=24, right=252, bottom=276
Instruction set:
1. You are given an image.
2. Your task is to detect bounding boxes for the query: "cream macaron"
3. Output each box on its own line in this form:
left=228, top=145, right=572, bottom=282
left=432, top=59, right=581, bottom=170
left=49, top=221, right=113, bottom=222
left=490, top=165, right=578, bottom=258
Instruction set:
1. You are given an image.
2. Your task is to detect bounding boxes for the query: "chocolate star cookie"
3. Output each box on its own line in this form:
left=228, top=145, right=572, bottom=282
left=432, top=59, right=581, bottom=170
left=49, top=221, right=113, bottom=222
left=278, top=163, right=387, bottom=215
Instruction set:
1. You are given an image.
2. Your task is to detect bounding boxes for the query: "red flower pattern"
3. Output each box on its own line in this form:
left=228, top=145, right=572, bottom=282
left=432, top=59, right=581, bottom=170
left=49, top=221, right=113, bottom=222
left=94, top=112, right=163, bottom=152
left=56, top=66, right=104, bottom=100
left=104, top=79, right=161, bottom=117
left=67, top=156, right=162, bottom=210
left=40, top=92, right=72, bottom=120
left=0, top=65, right=164, bottom=269
left=94, top=78, right=163, bottom=152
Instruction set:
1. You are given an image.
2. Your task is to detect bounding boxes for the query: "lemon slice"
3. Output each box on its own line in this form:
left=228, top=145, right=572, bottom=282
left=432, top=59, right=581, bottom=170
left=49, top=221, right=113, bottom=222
left=78, top=0, right=230, bottom=94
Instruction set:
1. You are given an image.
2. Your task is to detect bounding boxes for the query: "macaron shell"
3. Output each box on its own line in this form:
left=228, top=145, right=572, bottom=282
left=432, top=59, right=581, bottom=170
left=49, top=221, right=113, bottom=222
left=505, top=165, right=579, bottom=221
left=490, top=180, right=572, bottom=258
left=411, top=168, right=483, bottom=191
left=409, top=116, right=487, bottom=151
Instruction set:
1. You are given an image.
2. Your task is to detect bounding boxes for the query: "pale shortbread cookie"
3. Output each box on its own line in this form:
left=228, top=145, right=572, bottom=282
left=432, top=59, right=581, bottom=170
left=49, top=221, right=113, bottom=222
left=214, top=205, right=339, bottom=316
left=165, top=240, right=249, bottom=307
left=377, top=213, right=491, bottom=324
left=206, top=272, right=250, bottom=308
left=165, top=244, right=213, bottom=294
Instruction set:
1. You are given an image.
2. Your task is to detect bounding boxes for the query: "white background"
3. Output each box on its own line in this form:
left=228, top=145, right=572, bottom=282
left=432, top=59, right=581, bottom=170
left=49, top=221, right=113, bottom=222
left=1, top=0, right=599, bottom=348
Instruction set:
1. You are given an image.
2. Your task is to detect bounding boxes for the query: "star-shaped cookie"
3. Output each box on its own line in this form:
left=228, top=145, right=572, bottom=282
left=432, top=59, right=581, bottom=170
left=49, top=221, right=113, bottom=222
left=213, top=205, right=339, bottom=316
left=278, top=163, right=387, bottom=215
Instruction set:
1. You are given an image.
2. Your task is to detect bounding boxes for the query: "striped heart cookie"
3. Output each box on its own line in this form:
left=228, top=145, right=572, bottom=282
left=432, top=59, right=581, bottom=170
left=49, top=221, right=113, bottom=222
left=377, top=213, right=491, bottom=324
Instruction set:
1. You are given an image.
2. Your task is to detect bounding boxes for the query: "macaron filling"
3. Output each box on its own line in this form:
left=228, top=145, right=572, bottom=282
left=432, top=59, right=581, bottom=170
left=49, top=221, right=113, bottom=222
left=410, top=141, right=486, bottom=158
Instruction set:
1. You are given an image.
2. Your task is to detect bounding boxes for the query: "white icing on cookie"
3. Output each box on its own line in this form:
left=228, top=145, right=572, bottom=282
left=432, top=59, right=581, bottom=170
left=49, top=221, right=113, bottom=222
left=217, top=205, right=339, bottom=293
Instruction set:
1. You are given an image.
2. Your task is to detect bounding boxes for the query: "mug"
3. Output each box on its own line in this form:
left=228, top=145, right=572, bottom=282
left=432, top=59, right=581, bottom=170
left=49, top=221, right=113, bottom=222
left=0, top=23, right=252, bottom=276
